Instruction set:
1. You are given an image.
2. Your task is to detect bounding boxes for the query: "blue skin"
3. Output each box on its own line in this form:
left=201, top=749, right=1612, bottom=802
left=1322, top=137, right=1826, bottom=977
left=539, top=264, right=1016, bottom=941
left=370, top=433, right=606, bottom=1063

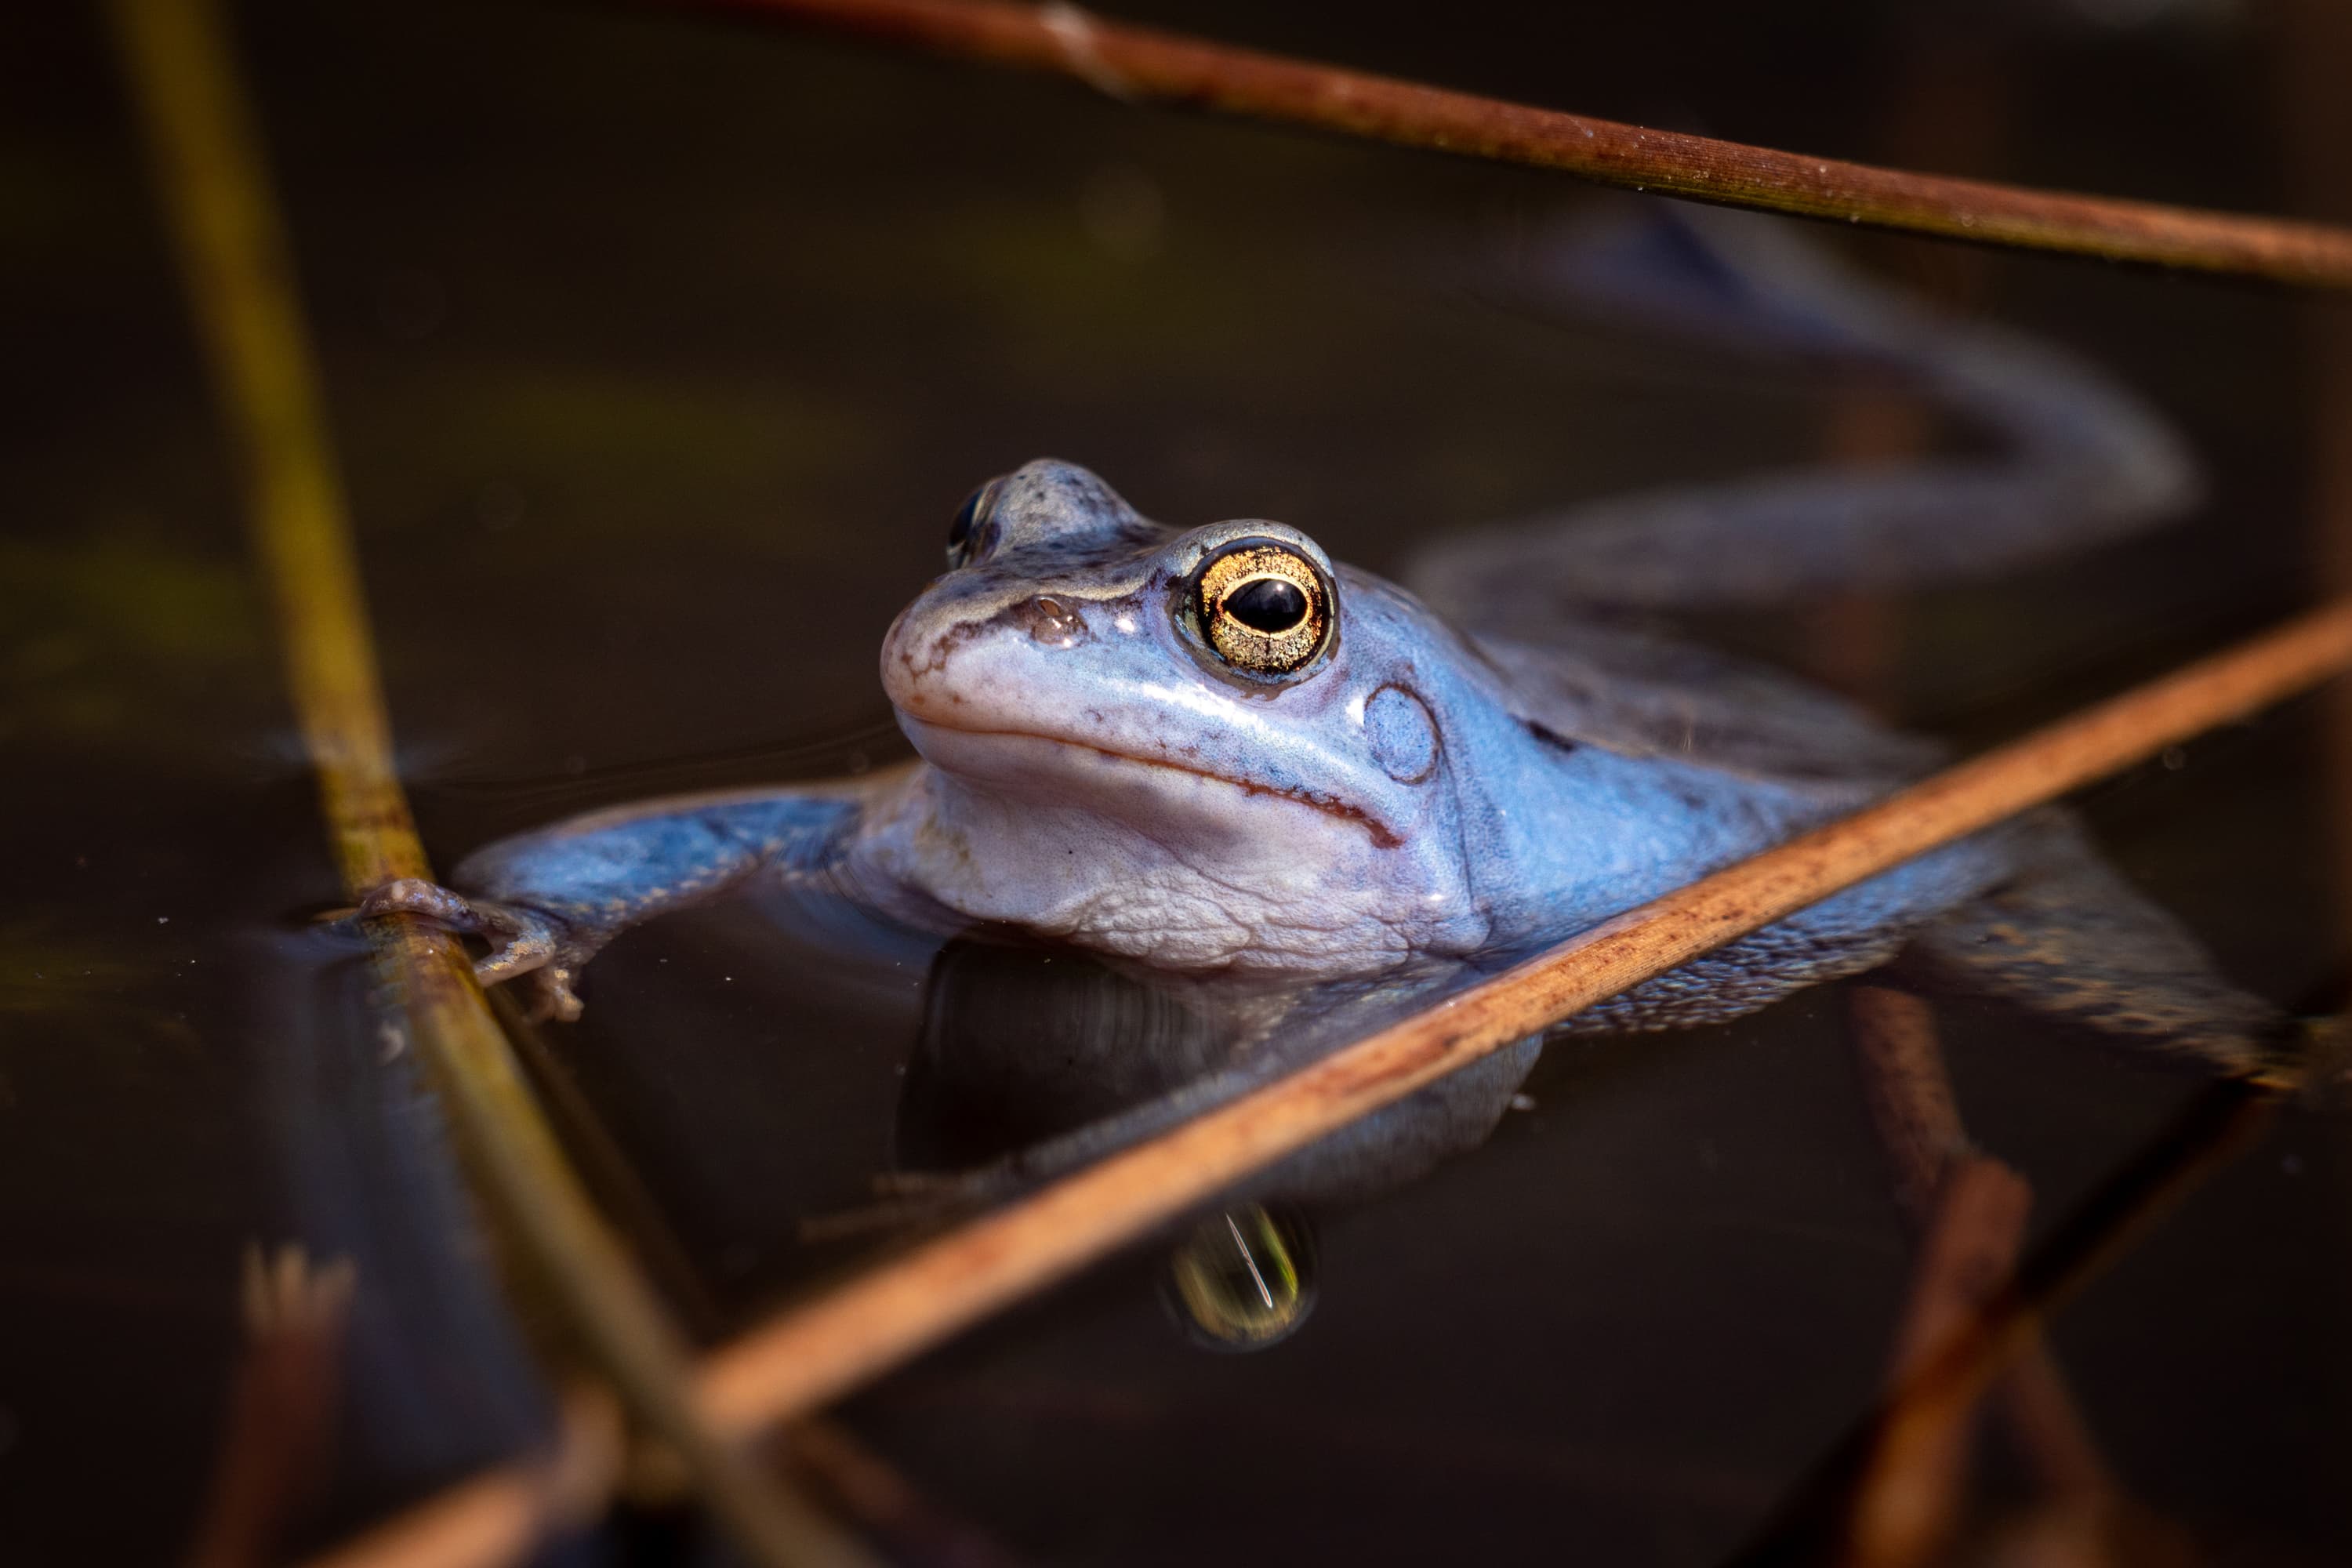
left=381, top=463, right=1998, bottom=1026
left=367, top=212, right=2285, bottom=1205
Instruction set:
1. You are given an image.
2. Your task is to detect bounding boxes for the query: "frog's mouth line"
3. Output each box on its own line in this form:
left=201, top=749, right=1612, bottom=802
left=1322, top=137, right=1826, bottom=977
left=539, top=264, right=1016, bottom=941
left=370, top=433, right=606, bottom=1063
left=901, top=717, right=1401, bottom=850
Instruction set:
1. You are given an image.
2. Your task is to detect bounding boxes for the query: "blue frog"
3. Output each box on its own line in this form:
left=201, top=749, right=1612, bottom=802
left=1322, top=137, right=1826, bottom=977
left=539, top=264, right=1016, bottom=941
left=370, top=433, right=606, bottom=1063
left=366, top=212, right=2288, bottom=1244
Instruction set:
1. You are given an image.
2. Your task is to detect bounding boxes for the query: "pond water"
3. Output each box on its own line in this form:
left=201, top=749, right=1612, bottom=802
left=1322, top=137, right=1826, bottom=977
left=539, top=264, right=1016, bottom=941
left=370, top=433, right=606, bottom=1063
left=8, top=0, right=2352, bottom=1563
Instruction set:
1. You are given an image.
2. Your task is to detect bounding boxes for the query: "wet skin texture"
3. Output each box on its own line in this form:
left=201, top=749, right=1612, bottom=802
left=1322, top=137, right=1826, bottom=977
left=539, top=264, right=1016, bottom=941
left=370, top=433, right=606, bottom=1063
left=368, top=211, right=2285, bottom=1203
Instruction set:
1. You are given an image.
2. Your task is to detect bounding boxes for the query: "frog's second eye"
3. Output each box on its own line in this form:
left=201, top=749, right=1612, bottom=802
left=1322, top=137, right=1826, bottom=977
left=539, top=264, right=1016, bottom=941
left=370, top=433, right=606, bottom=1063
left=946, top=479, right=1003, bottom=569
left=1192, top=541, right=1333, bottom=677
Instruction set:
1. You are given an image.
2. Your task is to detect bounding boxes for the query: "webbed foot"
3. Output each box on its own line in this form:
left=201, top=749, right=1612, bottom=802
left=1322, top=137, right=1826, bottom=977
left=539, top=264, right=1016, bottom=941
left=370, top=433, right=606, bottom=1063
left=359, top=878, right=587, bottom=1022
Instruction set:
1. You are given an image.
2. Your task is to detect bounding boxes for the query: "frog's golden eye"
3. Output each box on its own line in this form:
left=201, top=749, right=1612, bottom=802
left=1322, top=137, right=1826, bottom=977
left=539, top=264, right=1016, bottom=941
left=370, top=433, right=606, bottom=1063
left=946, top=478, right=1003, bottom=569
left=1192, top=541, right=1332, bottom=676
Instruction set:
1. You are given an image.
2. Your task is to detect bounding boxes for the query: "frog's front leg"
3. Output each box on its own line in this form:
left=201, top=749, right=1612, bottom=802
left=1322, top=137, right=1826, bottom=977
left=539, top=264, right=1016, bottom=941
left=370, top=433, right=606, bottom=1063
left=362, top=769, right=908, bottom=1020
left=364, top=876, right=573, bottom=1000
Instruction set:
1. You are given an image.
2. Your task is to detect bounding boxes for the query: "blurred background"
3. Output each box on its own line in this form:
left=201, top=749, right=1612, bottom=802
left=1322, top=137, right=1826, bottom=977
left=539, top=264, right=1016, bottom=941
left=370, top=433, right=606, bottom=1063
left=7, top=0, right=2352, bottom=1562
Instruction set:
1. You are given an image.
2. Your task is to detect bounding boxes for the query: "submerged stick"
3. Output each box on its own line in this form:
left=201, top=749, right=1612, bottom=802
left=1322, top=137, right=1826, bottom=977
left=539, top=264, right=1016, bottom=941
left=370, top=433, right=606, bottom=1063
left=103, top=2, right=869, bottom=1563
left=1843, top=1155, right=2033, bottom=1568
left=681, top=0, right=2352, bottom=289
left=1841, top=988, right=2127, bottom=1546
left=1726, top=1078, right=2274, bottom=1564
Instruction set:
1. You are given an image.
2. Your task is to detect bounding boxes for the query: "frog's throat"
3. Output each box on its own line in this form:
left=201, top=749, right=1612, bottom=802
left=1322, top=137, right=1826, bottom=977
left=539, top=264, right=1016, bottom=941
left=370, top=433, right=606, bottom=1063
left=898, top=717, right=1402, bottom=850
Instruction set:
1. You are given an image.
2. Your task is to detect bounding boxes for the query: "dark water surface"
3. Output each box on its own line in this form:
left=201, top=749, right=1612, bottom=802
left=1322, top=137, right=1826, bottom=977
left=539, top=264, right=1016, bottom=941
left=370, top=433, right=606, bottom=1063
left=7, top=0, right=2352, bottom=1562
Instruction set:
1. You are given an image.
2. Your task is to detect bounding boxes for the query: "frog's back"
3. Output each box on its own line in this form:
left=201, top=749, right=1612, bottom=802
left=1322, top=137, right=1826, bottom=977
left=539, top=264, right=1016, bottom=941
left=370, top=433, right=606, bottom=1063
left=1467, top=619, right=1940, bottom=790
left=1457, top=619, right=2281, bottom=1071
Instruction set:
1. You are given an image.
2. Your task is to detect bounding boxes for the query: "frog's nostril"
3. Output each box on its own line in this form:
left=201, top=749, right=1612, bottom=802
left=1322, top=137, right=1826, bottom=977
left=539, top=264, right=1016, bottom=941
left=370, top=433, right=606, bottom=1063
left=1011, top=593, right=1090, bottom=649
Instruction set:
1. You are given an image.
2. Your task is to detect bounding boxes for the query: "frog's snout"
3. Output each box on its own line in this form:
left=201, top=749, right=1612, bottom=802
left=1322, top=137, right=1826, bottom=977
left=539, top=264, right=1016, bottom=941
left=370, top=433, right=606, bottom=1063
left=880, top=590, right=1098, bottom=722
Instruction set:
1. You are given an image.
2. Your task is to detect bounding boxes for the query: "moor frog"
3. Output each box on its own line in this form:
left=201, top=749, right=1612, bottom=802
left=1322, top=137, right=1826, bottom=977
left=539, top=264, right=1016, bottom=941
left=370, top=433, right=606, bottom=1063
left=366, top=210, right=2289, bottom=1234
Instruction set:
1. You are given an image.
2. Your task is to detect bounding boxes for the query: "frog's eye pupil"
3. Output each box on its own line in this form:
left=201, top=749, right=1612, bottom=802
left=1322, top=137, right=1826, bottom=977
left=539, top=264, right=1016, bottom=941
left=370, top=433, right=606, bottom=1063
left=1225, top=575, right=1308, bottom=634
left=1189, top=540, right=1334, bottom=678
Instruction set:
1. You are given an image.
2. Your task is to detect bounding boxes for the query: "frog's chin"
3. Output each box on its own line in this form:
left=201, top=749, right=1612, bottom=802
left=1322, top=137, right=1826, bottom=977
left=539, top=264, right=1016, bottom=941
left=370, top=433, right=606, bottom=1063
left=896, top=714, right=1399, bottom=850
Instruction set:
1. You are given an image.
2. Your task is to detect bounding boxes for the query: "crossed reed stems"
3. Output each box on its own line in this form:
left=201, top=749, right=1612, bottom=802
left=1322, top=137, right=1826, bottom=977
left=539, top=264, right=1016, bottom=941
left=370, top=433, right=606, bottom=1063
left=105, top=1, right=2352, bottom=1563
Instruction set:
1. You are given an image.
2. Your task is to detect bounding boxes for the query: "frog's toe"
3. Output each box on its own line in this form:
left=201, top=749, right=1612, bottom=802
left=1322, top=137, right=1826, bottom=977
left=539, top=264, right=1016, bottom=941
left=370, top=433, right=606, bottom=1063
left=474, top=917, right=557, bottom=983
left=362, top=880, right=586, bottom=1014
left=515, top=963, right=585, bottom=1025
left=474, top=921, right=590, bottom=1022
left=361, top=877, right=485, bottom=930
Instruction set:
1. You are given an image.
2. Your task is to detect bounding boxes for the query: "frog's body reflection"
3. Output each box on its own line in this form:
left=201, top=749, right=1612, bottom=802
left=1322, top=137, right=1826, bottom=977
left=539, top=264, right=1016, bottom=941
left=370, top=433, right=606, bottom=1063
left=901, top=937, right=1329, bottom=1346
left=897, top=937, right=1543, bottom=1210
left=371, top=209, right=2289, bottom=1337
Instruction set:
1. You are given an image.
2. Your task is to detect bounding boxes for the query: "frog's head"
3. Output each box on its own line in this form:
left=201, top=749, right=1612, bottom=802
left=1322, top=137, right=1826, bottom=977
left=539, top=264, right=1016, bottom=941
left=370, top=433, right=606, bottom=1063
left=878, top=459, right=1502, bottom=974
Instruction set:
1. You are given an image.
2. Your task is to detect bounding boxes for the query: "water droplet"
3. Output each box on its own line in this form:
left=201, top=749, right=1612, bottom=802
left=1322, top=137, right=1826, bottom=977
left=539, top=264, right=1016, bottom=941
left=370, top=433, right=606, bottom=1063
left=1164, top=1204, right=1316, bottom=1351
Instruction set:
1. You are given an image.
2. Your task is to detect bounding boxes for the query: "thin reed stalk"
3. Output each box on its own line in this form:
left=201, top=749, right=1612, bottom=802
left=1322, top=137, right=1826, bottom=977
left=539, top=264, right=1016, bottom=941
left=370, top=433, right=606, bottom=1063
left=1844, top=987, right=2125, bottom=1521
left=681, top=0, right=2352, bottom=288
left=1726, top=1079, right=2275, bottom=1563
left=103, top=2, right=869, bottom=1563
left=1843, top=1155, right=2034, bottom=1567
left=119, top=4, right=2352, bottom=1563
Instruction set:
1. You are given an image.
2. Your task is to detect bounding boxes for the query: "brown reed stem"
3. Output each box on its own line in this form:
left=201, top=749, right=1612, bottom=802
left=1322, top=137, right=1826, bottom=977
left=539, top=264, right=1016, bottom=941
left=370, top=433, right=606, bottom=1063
left=156, top=7, right=2352, bottom=1559
left=103, top=2, right=872, bottom=1563
left=1846, top=986, right=1973, bottom=1227
left=1727, top=1079, right=2274, bottom=1564
left=1842, top=987, right=2123, bottom=1537
left=677, top=0, right=2352, bottom=288
left=1845, top=1155, right=2034, bottom=1568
